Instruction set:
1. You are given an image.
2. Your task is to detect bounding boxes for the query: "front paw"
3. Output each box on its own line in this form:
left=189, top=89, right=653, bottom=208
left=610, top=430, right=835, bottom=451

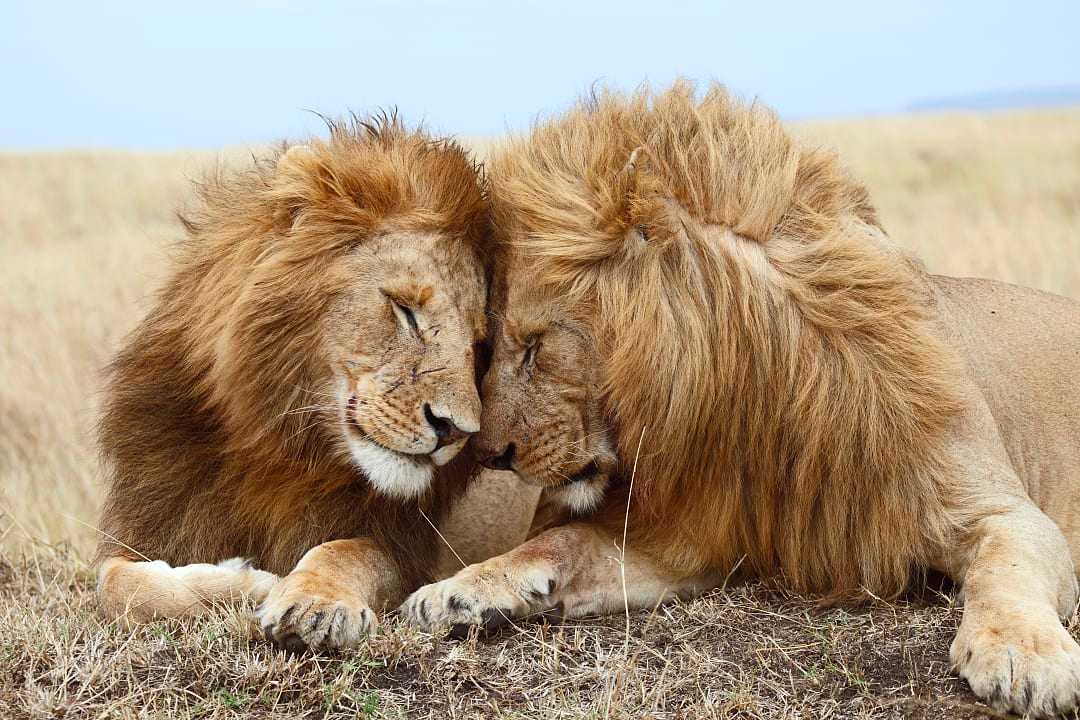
left=256, top=572, right=376, bottom=653
left=399, top=563, right=556, bottom=637
left=951, top=606, right=1080, bottom=717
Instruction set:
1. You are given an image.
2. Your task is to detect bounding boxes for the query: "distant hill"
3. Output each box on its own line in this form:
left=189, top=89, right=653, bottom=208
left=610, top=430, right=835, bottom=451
left=909, top=85, right=1080, bottom=112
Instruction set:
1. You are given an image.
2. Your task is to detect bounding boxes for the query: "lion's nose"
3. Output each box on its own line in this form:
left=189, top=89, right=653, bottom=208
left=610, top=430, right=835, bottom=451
left=481, top=443, right=516, bottom=471
left=423, top=404, right=474, bottom=450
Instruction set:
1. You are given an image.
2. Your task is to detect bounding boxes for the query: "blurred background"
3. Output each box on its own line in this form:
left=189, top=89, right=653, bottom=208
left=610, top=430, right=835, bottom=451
left=4, top=0, right=1080, bottom=147
left=2, top=0, right=1079, bottom=555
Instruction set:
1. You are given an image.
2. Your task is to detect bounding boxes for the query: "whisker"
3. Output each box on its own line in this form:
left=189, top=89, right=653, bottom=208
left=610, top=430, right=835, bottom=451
left=283, top=417, right=334, bottom=442
left=279, top=404, right=337, bottom=418
left=546, top=429, right=611, bottom=463
left=289, top=384, right=339, bottom=400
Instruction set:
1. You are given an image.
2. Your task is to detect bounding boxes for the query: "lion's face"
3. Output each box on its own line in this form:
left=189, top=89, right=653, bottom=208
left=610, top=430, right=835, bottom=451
left=203, top=127, right=496, bottom=503
left=322, top=228, right=488, bottom=499
left=474, top=279, right=616, bottom=513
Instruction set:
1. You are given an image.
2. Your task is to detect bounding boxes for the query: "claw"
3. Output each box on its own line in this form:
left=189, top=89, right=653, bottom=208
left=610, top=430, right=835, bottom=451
left=277, top=603, right=298, bottom=628
left=305, top=610, right=324, bottom=633
left=418, top=598, right=428, bottom=624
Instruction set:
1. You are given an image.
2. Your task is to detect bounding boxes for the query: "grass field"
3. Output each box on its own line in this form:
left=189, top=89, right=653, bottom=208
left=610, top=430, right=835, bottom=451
left=2, top=107, right=1079, bottom=718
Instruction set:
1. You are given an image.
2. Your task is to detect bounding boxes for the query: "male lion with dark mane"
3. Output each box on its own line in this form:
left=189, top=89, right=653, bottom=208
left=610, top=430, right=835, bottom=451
left=97, top=116, right=497, bottom=652
left=402, top=84, right=1080, bottom=717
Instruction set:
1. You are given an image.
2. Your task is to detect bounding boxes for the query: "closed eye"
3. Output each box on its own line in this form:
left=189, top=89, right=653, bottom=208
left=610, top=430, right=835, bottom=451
left=387, top=296, right=420, bottom=336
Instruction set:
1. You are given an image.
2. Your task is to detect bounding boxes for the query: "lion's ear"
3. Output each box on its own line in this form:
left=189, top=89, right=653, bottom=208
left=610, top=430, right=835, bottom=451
left=277, top=144, right=315, bottom=173
left=271, top=144, right=320, bottom=230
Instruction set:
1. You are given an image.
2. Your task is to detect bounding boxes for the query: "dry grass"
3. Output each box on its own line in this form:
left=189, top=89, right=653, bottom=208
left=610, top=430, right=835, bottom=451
left=3, top=550, right=1022, bottom=719
left=2, top=107, right=1079, bottom=718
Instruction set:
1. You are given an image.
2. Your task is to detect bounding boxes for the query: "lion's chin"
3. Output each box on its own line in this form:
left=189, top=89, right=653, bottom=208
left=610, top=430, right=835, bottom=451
left=545, top=475, right=608, bottom=515
left=345, top=434, right=433, bottom=500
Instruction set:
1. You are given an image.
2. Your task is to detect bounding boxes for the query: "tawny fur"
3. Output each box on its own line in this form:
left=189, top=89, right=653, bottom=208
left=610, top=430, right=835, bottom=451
left=97, top=116, right=490, bottom=595
left=487, top=82, right=968, bottom=597
left=406, top=83, right=1080, bottom=717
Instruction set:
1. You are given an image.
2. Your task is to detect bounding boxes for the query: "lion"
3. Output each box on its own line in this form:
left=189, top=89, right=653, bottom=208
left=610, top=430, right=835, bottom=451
left=96, top=114, right=515, bottom=652
left=401, top=83, right=1080, bottom=717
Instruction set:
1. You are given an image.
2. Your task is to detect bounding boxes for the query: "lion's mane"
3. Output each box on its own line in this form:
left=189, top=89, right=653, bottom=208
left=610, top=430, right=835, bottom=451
left=98, top=115, right=489, bottom=586
left=490, top=82, right=967, bottom=596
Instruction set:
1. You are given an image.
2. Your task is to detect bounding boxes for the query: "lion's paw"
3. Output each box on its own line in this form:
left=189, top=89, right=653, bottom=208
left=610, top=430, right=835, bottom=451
left=400, top=564, right=556, bottom=637
left=951, top=607, right=1080, bottom=717
left=256, top=575, right=376, bottom=653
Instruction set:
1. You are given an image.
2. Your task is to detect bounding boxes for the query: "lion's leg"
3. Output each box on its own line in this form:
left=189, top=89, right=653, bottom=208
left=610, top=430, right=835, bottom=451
left=949, top=500, right=1080, bottom=717
left=256, top=537, right=403, bottom=652
left=400, top=523, right=720, bottom=633
left=98, top=556, right=278, bottom=625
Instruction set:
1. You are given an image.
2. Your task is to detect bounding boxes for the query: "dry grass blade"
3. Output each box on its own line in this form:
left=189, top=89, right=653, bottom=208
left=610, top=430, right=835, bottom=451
left=619, top=424, right=648, bottom=655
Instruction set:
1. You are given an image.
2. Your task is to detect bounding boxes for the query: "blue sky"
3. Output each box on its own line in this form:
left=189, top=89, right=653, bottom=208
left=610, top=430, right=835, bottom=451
left=3, top=0, right=1079, bottom=149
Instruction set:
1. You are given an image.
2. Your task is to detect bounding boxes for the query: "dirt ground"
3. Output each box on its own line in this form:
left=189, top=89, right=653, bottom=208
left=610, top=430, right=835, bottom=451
left=2, top=549, right=1035, bottom=719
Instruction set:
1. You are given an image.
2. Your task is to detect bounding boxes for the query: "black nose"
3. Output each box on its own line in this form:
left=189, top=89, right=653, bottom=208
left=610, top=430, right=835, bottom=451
left=482, top=443, right=515, bottom=471
left=424, top=404, right=472, bottom=450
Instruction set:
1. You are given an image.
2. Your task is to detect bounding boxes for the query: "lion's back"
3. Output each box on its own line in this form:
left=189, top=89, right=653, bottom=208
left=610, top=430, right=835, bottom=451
left=932, top=275, right=1080, bottom=527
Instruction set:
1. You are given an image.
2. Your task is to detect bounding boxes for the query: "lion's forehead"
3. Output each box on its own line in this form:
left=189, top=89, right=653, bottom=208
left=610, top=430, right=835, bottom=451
left=372, top=231, right=488, bottom=338
left=499, top=270, right=590, bottom=339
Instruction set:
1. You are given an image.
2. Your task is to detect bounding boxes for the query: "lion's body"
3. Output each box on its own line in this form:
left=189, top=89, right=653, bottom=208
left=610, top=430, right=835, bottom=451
left=405, top=84, right=1080, bottom=716
left=435, top=471, right=542, bottom=578
left=97, top=118, right=509, bottom=634
left=481, top=84, right=969, bottom=597
left=931, top=275, right=1080, bottom=555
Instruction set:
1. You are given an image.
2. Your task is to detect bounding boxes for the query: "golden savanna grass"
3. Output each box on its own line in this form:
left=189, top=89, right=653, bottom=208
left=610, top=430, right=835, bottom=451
left=1, top=108, right=1079, bottom=718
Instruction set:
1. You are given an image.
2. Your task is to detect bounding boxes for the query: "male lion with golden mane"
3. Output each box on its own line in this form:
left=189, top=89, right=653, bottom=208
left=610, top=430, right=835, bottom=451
left=97, top=116, right=497, bottom=652
left=402, top=84, right=1080, bottom=717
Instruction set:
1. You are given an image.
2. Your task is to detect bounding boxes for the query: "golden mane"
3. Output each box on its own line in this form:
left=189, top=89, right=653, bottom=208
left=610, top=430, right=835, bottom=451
left=489, top=82, right=966, bottom=596
left=98, top=115, right=488, bottom=584
left=179, top=114, right=489, bottom=460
